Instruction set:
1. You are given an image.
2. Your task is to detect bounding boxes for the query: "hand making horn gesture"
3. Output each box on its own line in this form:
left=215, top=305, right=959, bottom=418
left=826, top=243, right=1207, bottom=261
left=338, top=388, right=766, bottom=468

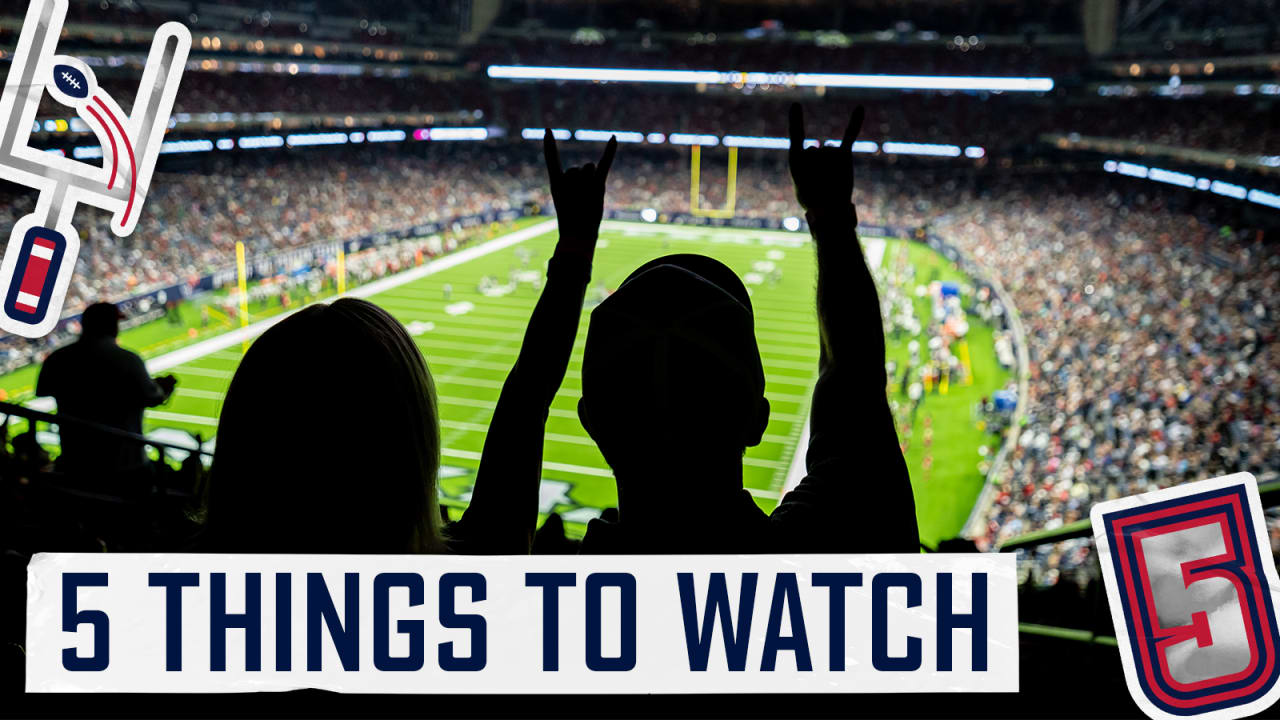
left=788, top=103, right=865, bottom=222
left=544, top=129, right=618, bottom=259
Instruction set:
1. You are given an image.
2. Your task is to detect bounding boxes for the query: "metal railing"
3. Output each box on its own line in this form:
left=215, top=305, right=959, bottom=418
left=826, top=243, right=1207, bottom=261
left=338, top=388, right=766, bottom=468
left=0, top=399, right=212, bottom=460
left=999, top=479, right=1280, bottom=552
left=998, top=478, right=1280, bottom=645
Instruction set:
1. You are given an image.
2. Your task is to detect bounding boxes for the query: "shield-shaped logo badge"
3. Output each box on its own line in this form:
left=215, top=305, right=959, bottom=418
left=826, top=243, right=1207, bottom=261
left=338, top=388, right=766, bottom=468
left=1092, top=473, right=1280, bottom=720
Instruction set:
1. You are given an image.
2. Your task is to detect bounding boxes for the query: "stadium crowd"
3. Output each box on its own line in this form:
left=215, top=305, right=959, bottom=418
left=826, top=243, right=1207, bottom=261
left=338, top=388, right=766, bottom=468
left=0, top=139, right=1276, bottom=585
left=0, top=145, right=542, bottom=325
left=930, top=179, right=1278, bottom=585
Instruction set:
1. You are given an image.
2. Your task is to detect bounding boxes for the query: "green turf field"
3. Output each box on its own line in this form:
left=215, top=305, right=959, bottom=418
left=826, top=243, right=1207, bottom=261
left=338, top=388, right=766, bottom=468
left=1, top=219, right=1009, bottom=545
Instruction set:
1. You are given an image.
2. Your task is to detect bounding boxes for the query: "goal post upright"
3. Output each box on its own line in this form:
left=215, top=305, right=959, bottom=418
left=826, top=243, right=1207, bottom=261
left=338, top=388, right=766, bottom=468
left=690, top=145, right=738, bottom=219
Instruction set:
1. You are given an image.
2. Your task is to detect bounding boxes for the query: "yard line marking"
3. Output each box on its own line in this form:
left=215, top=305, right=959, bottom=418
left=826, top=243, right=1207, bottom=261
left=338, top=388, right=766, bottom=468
left=146, top=410, right=220, bottom=427
left=415, top=338, right=522, bottom=357
left=441, top=448, right=613, bottom=479
left=414, top=333, right=816, bottom=380
left=436, top=376, right=504, bottom=390
left=411, top=325, right=524, bottom=343
left=780, top=416, right=812, bottom=497
left=753, top=331, right=820, bottom=347
left=436, top=394, right=498, bottom=410
left=436, top=394, right=581, bottom=420
left=443, top=355, right=875, bottom=394
left=759, top=345, right=822, bottom=360
left=174, top=388, right=227, bottom=400
left=379, top=297, right=540, bottom=319
left=171, top=367, right=235, bottom=379
left=439, top=419, right=599, bottom=447
left=425, top=354, right=517, bottom=373
left=743, top=456, right=788, bottom=470
left=139, top=220, right=557, bottom=375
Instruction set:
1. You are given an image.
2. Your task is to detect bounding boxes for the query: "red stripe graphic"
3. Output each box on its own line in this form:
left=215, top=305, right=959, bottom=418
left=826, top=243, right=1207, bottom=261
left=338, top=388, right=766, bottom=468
left=94, top=96, right=136, bottom=228
left=84, top=103, right=118, bottom=190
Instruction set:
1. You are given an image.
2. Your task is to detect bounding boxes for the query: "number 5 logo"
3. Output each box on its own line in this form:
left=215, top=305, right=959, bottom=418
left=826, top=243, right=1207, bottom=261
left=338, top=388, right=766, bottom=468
left=1093, top=473, right=1280, bottom=720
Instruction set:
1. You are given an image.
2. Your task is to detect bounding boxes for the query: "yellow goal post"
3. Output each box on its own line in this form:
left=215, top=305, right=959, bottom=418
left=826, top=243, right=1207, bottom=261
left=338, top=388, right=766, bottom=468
left=690, top=145, right=738, bottom=219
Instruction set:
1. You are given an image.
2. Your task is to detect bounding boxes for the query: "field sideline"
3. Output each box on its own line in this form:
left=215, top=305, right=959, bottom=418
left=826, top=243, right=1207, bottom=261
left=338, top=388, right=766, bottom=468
left=9, top=219, right=1008, bottom=544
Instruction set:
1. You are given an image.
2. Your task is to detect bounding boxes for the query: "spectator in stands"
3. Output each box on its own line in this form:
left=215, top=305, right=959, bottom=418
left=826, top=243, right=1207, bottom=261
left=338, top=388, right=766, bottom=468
left=572, top=105, right=919, bottom=553
left=199, top=298, right=447, bottom=553
left=35, top=302, right=176, bottom=481
left=201, top=134, right=619, bottom=556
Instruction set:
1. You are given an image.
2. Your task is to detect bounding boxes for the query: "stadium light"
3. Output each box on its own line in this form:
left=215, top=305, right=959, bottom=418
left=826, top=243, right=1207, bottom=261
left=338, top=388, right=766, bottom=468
left=669, top=133, right=720, bottom=146
left=722, top=135, right=788, bottom=149
left=238, top=135, right=285, bottom=149
left=1102, top=158, right=1280, bottom=211
left=1147, top=167, right=1196, bottom=189
left=1115, top=161, right=1149, bottom=178
left=486, top=65, right=1054, bottom=93
left=521, top=128, right=571, bottom=140
left=365, top=129, right=407, bottom=143
left=723, top=135, right=878, bottom=153
left=159, top=139, right=215, bottom=154
left=488, top=66, right=726, bottom=84
left=421, top=127, right=489, bottom=141
left=1209, top=180, right=1247, bottom=199
left=794, top=72, right=1053, bottom=92
left=286, top=132, right=348, bottom=147
left=574, top=129, right=645, bottom=143
left=881, top=141, right=962, bottom=157
left=1248, top=189, right=1280, bottom=209
left=517, top=129, right=979, bottom=159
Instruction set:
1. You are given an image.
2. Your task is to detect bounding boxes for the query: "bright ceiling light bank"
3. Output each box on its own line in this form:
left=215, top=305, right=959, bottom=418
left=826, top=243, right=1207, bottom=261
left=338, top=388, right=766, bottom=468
left=66, top=127, right=490, bottom=160
left=488, top=65, right=1055, bottom=92
left=1103, top=159, right=1280, bottom=210
left=520, top=128, right=981, bottom=158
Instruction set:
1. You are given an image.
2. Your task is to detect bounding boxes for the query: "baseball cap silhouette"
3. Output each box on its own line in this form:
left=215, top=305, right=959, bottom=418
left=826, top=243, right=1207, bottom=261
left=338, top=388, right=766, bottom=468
left=580, top=254, right=769, bottom=453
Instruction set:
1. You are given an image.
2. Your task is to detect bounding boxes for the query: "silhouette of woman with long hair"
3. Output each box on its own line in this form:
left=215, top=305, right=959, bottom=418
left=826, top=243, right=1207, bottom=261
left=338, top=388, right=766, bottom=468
left=201, top=298, right=446, bottom=553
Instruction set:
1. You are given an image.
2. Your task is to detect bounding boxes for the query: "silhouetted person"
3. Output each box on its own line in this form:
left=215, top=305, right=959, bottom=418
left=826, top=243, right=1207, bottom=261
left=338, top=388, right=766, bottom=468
left=200, top=298, right=447, bottom=553
left=575, top=105, right=919, bottom=553
left=36, top=302, right=176, bottom=479
left=201, top=133, right=617, bottom=556
left=449, top=130, right=617, bottom=554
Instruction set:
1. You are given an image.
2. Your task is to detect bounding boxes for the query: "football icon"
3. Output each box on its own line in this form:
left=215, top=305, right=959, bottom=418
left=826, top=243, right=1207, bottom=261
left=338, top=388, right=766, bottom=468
left=46, top=57, right=95, bottom=106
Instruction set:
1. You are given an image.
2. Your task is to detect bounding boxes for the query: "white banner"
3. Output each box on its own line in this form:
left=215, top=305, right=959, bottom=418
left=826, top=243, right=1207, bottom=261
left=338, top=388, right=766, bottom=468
left=26, top=553, right=1018, bottom=694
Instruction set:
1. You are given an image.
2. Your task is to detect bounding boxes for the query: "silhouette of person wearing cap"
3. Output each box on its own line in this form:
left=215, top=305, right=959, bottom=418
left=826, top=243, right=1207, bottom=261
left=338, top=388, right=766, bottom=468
left=36, top=302, right=177, bottom=480
left=574, top=105, right=919, bottom=553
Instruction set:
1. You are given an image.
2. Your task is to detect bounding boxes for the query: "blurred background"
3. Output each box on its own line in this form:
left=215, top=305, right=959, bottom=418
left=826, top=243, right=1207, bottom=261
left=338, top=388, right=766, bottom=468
left=0, top=1, right=1278, bottom=709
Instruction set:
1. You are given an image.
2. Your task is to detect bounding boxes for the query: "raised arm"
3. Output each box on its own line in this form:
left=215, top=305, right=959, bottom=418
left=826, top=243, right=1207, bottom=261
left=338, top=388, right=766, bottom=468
left=452, top=132, right=617, bottom=554
left=770, top=104, right=919, bottom=552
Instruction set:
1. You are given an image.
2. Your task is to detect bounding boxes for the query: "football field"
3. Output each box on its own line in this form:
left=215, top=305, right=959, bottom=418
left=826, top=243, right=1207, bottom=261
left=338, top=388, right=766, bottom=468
left=7, top=220, right=1009, bottom=545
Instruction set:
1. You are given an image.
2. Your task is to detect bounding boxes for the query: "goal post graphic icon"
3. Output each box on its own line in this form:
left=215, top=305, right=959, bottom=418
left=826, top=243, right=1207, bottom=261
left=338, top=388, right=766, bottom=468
left=0, top=0, right=190, bottom=338
left=689, top=145, right=738, bottom=219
